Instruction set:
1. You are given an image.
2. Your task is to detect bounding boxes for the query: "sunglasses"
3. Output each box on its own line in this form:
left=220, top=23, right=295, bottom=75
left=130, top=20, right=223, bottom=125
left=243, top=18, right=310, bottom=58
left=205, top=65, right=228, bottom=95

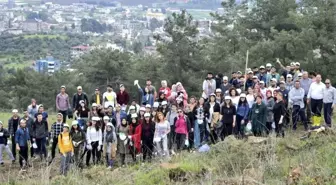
left=326, top=83, right=330, bottom=84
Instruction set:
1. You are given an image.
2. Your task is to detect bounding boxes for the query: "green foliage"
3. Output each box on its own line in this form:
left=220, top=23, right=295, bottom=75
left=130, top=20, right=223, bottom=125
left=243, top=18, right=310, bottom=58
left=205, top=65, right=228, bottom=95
left=80, top=18, right=108, bottom=33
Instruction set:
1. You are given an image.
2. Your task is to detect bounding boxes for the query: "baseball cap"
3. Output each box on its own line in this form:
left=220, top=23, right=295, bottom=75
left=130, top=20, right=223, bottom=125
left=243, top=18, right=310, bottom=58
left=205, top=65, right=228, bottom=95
left=162, top=101, right=168, bottom=105
left=253, top=76, right=258, bottom=79
left=92, top=103, right=97, bottom=107
left=63, top=124, right=70, bottom=128
left=129, top=105, right=135, bottom=110
left=144, top=113, right=151, bottom=117
left=224, top=96, right=231, bottom=100
left=106, top=122, right=113, bottom=127
left=295, top=62, right=300, bottom=66
left=103, top=116, right=110, bottom=120
left=298, top=73, right=303, bottom=77
left=131, top=113, right=137, bottom=119
left=140, top=107, right=146, bottom=112
left=72, top=120, right=78, bottom=126
left=92, top=117, right=100, bottom=121
left=77, top=86, right=82, bottom=90
left=61, top=85, right=66, bottom=89
left=287, top=74, right=293, bottom=78
left=12, top=109, right=18, bottom=113
left=259, top=65, right=265, bottom=69
left=215, top=89, right=222, bottom=93
left=248, top=71, right=253, bottom=74
left=145, top=104, right=151, bottom=108
left=153, top=102, right=159, bottom=108
left=240, top=93, right=246, bottom=98
left=223, top=76, right=228, bottom=81
left=266, top=63, right=272, bottom=67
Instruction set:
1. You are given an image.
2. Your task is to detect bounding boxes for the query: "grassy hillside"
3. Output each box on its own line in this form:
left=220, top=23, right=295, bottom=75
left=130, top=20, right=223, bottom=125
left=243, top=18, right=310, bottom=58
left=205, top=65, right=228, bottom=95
left=1, top=127, right=335, bottom=185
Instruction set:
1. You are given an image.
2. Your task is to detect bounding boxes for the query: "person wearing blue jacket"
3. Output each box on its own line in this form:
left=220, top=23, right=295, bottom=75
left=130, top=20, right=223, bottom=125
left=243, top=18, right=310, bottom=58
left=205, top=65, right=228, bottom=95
left=235, top=93, right=250, bottom=138
left=15, top=119, right=30, bottom=171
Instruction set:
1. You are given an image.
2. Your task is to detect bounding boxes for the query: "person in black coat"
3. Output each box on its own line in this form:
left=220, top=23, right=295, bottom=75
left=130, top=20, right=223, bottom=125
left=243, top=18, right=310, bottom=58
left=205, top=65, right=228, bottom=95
left=273, top=92, right=286, bottom=137
left=185, top=105, right=195, bottom=150
left=141, top=113, right=155, bottom=162
left=204, top=94, right=221, bottom=143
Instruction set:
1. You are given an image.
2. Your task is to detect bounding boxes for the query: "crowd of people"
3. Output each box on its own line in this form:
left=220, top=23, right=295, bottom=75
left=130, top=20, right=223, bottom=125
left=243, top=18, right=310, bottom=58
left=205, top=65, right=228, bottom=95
left=0, top=59, right=335, bottom=175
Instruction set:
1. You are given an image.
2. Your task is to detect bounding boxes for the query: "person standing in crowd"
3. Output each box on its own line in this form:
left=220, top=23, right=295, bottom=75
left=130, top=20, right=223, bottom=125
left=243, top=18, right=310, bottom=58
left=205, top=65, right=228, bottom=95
left=154, top=112, right=170, bottom=157
left=220, top=96, right=236, bottom=140
left=58, top=123, right=73, bottom=176
left=307, top=74, right=325, bottom=127
left=117, top=118, right=129, bottom=166
left=91, top=88, right=103, bottom=106
left=113, top=104, right=127, bottom=128
left=278, top=81, right=289, bottom=126
left=157, top=92, right=167, bottom=106
left=268, top=78, right=278, bottom=95
left=265, top=90, right=275, bottom=134
left=32, top=113, right=48, bottom=161
left=323, top=79, right=336, bottom=127
left=286, top=74, right=294, bottom=91
left=265, top=63, right=272, bottom=74
left=174, top=108, right=191, bottom=151
left=273, top=92, right=286, bottom=137
left=246, top=87, right=255, bottom=108
left=128, top=114, right=142, bottom=162
left=136, top=80, right=155, bottom=106
left=117, top=84, right=130, bottom=111
left=300, top=71, right=312, bottom=122
left=220, top=76, right=232, bottom=95
left=8, top=109, right=20, bottom=162
left=70, top=120, right=85, bottom=168
left=159, top=80, right=171, bottom=99
left=245, top=71, right=254, bottom=91
left=205, top=94, right=220, bottom=143
left=214, top=89, right=223, bottom=104
left=167, top=104, right=177, bottom=154
left=215, top=73, right=224, bottom=89
left=229, top=72, right=238, bottom=87
left=0, top=121, right=15, bottom=165
left=23, top=110, right=34, bottom=158
left=104, top=122, right=117, bottom=169
left=56, top=85, right=70, bottom=123
left=289, top=81, right=308, bottom=130
left=171, top=82, right=189, bottom=109
left=184, top=105, right=194, bottom=150
left=34, top=105, right=48, bottom=123
left=73, top=86, right=89, bottom=111
left=236, top=93, right=249, bottom=138
left=86, top=117, right=103, bottom=166
left=27, top=99, right=39, bottom=119
left=50, top=113, right=64, bottom=163
left=267, top=66, right=280, bottom=86
left=75, top=100, right=90, bottom=129
left=257, top=66, right=267, bottom=84
left=103, top=85, right=117, bottom=108
left=202, top=72, right=216, bottom=100
left=193, top=98, right=206, bottom=148
left=249, top=96, right=267, bottom=136
left=141, top=113, right=155, bottom=163
left=229, top=88, right=240, bottom=108
left=15, top=119, right=30, bottom=171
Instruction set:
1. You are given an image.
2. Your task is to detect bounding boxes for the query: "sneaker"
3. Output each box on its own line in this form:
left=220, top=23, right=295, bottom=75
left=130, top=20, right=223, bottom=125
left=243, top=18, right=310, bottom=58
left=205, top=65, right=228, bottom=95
left=106, top=166, right=112, bottom=170
left=171, top=150, right=176, bottom=155
left=20, top=168, right=26, bottom=172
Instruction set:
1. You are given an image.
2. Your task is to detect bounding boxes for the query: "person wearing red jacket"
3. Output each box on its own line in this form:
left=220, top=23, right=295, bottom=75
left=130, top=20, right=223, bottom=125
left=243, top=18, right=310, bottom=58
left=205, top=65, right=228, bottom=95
left=117, top=84, right=130, bottom=111
left=159, top=80, right=171, bottom=99
left=128, top=113, right=142, bottom=162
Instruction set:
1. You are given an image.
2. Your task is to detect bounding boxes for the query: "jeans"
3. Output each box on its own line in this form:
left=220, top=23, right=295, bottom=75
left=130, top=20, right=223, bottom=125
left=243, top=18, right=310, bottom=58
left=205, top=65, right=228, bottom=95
left=155, top=136, right=169, bottom=157
left=292, top=105, right=308, bottom=130
left=73, top=144, right=83, bottom=167
left=59, top=110, right=67, bottom=123
left=0, top=144, right=15, bottom=162
left=311, top=99, right=323, bottom=116
left=11, top=136, right=16, bottom=160
left=324, top=103, right=333, bottom=126
left=167, top=125, right=175, bottom=151
left=142, top=140, right=154, bottom=162
left=60, top=152, right=72, bottom=176
left=194, top=119, right=205, bottom=148
left=235, top=115, right=246, bottom=138
left=175, top=133, right=186, bottom=151
left=86, top=141, right=99, bottom=165
left=35, top=137, right=47, bottom=158
left=51, top=136, right=59, bottom=160
left=19, top=146, right=28, bottom=168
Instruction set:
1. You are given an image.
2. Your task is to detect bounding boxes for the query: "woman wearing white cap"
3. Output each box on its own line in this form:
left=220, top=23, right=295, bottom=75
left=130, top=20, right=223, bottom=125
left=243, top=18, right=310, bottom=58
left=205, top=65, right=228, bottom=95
left=236, top=94, right=250, bottom=138
left=220, top=96, right=236, bottom=140
left=215, top=89, right=223, bottom=104
left=85, top=117, right=102, bottom=166
left=70, top=120, right=86, bottom=168
left=141, top=113, right=155, bottom=162
left=154, top=112, right=170, bottom=157
left=158, top=101, right=169, bottom=117
left=127, top=105, right=136, bottom=124
left=117, top=117, right=129, bottom=166
left=128, top=114, right=142, bottom=162
left=104, top=122, right=117, bottom=169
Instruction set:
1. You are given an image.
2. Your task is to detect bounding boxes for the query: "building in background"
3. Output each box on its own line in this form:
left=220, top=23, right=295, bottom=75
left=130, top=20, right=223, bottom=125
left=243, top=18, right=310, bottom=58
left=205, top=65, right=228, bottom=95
left=7, top=0, right=15, bottom=9
left=34, top=56, right=61, bottom=74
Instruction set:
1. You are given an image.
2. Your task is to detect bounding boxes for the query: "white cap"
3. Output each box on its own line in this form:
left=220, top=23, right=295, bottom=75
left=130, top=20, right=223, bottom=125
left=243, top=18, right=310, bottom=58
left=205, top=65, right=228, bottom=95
left=252, top=76, right=258, bottom=79
left=145, top=104, right=151, bottom=108
left=260, top=81, right=265, bottom=84
left=153, top=102, right=159, bottom=108
left=140, top=107, right=146, bottom=112
left=12, top=109, right=18, bottom=113
left=92, top=117, right=100, bottom=121
left=72, top=120, right=78, bottom=126
left=223, top=76, right=228, bottom=81
left=240, top=93, right=246, bottom=98
left=131, top=113, right=138, bottom=119
left=224, top=96, right=231, bottom=100
left=295, top=62, right=300, bottom=66
left=63, top=124, right=70, bottom=128
left=103, top=116, right=109, bottom=120
left=129, top=105, right=135, bottom=110
left=271, top=78, right=277, bottom=82
left=298, top=73, right=303, bottom=77
left=287, top=74, right=293, bottom=78
left=162, top=101, right=167, bottom=105
left=290, top=62, right=295, bottom=66
left=266, top=63, right=272, bottom=67
left=248, top=71, right=253, bottom=74
left=237, top=71, right=242, bottom=74
left=92, top=103, right=97, bottom=107
left=144, top=113, right=151, bottom=117
left=106, top=122, right=113, bottom=127
left=215, top=88, right=222, bottom=93
left=259, top=65, right=265, bottom=69
left=280, top=81, right=286, bottom=84
left=77, top=86, right=82, bottom=90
